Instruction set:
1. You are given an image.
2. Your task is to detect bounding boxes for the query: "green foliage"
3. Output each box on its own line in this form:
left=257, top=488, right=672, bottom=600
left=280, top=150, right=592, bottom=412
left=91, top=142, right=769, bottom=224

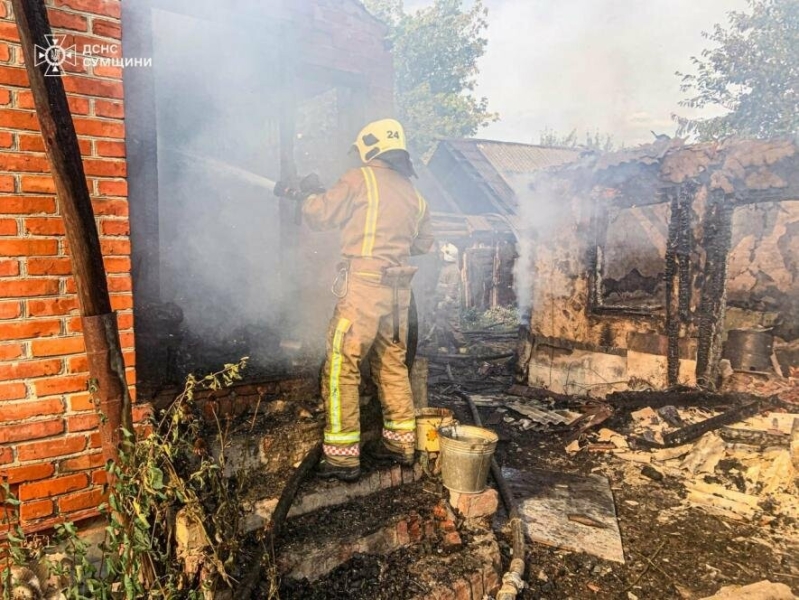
left=364, top=0, right=497, bottom=155
left=538, top=128, right=617, bottom=152
left=675, top=0, right=799, bottom=140
left=2, top=359, right=259, bottom=600
left=461, top=306, right=519, bottom=331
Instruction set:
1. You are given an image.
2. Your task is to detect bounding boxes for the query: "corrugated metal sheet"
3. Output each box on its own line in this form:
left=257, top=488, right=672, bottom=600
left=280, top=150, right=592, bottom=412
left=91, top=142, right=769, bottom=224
left=474, top=141, right=581, bottom=175
left=436, top=139, right=581, bottom=216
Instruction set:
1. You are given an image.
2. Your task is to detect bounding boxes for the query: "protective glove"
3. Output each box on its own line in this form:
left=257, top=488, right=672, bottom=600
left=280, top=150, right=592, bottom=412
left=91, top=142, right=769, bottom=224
left=299, top=173, right=325, bottom=196
left=273, top=180, right=301, bottom=201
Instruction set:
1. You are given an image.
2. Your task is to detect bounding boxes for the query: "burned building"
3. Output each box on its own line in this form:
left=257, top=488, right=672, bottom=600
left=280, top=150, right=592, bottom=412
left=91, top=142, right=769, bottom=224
left=516, top=137, right=799, bottom=396
left=420, top=139, right=581, bottom=312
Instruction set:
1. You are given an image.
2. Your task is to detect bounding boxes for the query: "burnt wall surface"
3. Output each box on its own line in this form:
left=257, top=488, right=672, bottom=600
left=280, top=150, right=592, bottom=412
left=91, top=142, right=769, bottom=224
left=124, top=0, right=394, bottom=392
left=520, top=137, right=799, bottom=395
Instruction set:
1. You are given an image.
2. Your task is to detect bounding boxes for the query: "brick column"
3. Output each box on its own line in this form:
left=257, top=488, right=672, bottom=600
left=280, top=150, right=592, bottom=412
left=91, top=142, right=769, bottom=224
left=0, top=0, right=136, bottom=530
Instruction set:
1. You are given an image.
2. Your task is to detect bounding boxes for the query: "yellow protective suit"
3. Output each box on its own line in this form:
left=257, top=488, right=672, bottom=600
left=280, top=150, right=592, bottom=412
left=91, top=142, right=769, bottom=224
left=302, top=159, right=435, bottom=467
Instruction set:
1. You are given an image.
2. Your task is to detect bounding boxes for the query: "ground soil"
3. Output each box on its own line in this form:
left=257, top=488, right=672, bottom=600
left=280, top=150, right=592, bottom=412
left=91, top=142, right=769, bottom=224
left=429, top=348, right=799, bottom=600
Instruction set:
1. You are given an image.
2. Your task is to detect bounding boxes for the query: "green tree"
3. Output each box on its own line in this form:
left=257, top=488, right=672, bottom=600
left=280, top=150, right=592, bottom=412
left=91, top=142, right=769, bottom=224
left=539, top=128, right=616, bottom=152
left=675, top=0, right=799, bottom=141
left=364, top=0, right=497, bottom=155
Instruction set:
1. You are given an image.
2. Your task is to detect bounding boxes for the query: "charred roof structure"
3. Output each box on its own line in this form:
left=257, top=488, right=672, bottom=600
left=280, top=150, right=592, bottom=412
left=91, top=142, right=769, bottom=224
left=516, top=137, right=799, bottom=396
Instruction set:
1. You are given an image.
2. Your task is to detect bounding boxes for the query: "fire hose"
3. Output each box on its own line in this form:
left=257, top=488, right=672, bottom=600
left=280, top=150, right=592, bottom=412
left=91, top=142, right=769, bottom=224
left=457, top=391, right=526, bottom=599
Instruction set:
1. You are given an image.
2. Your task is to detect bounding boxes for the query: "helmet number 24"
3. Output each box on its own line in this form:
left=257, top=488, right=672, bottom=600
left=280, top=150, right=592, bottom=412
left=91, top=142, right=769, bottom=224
left=387, top=131, right=401, bottom=139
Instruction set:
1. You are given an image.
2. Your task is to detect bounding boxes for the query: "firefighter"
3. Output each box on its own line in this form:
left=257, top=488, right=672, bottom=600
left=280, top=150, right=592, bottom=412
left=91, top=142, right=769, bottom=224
left=434, top=243, right=466, bottom=353
left=275, top=119, right=435, bottom=482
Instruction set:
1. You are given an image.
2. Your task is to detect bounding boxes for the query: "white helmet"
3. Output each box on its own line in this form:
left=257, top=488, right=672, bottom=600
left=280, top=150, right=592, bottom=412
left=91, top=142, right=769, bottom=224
left=441, top=243, right=459, bottom=263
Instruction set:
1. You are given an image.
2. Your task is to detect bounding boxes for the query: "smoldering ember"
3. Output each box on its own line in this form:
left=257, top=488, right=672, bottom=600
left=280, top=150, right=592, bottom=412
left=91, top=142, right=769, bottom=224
left=1, top=0, right=798, bottom=599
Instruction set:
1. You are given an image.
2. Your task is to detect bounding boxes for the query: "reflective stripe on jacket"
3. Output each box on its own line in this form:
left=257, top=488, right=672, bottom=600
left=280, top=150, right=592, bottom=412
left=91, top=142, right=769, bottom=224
left=301, top=160, right=435, bottom=268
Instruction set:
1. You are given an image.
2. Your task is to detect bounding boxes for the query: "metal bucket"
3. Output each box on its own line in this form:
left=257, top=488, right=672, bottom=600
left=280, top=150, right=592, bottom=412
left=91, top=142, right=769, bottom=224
left=439, top=424, right=498, bottom=494
left=415, top=407, right=455, bottom=452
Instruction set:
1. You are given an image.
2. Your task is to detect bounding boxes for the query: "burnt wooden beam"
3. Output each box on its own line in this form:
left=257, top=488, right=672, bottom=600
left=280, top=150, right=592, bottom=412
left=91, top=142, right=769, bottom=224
left=12, top=0, right=133, bottom=462
left=695, top=190, right=735, bottom=388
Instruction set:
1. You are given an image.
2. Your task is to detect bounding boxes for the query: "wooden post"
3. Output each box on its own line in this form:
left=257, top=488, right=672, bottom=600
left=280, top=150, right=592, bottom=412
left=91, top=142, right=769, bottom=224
left=11, top=0, right=132, bottom=463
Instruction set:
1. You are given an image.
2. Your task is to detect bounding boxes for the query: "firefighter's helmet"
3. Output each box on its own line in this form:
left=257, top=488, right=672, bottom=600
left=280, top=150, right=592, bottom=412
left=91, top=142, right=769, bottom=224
left=353, top=119, right=408, bottom=163
left=441, top=243, right=459, bottom=264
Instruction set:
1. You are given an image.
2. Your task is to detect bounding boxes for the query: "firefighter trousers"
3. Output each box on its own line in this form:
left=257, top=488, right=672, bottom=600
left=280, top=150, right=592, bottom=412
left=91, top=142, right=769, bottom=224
left=321, top=275, right=416, bottom=467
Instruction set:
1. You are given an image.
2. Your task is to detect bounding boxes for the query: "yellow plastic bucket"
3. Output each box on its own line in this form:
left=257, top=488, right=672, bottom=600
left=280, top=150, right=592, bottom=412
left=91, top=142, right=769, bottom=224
left=415, top=407, right=455, bottom=452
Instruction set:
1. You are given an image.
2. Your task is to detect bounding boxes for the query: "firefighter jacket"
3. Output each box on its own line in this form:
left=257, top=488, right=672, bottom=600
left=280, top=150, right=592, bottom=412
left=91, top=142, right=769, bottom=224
left=302, top=159, right=435, bottom=270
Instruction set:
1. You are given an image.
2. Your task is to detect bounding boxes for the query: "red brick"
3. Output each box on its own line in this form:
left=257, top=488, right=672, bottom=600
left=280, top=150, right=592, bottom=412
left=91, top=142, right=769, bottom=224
left=110, top=293, right=133, bottom=310
left=0, top=89, right=10, bottom=105
left=88, top=431, right=101, bottom=449
left=0, top=239, right=58, bottom=256
left=132, top=403, right=151, bottom=423
left=0, top=319, right=60, bottom=342
left=94, top=99, right=123, bottom=118
left=48, top=8, right=90, bottom=32
left=65, top=77, right=123, bottom=100
left=91, top=18, right=121, bottom=39
left=0, top=418, right=64, bottom=444
left=92, top=65, right=122, bottom=80
left=117, top=312, right=134, bottom=331
left=0, top=447, right=12, bottom=464
left=0, top=43, right=10, bottom=64
left=0, top=359, right=63, bottom=381
left=54, top=0, right=121, bottom=19
left=0, top=174, right=14, bottom=192
left=20, top=499, right=54, bottom=521
left=0, top=153, right=51, bottom=172
left=0, top=301, right=20, bottom=320
left=0, top=382, right=26, bottom=400
left=73, top=116, right=124, bottom=137
left=0, top=66, right=27, bottom=87
left=27, top=258, right=73, bottom=277
left=18, top=473, right=88, bottom=501
left=92, top=200, right=128, bottom=218
left=17, top=435, right=87, bottom=461
left=100, top=238, right=130, bottom=255
left=20, top=176, right=56, bottom=193
left=17, top=134, right=44, bottom=153
left=18, top=92, right=90, bottom=116
left=60, top=452, right=104, bottom=472
left=0, top=131, right=13, bottom=148
left=34, top=374, right=88, bottom=396
left=449, top=488, right=500, bottom=520
left=0, top=196, right=56, bottom=214
left=96, top=179, right=126, bottom=197
left=67, top=392, right=94, bottom=412
left=0, top=399, right=64, bottom=423
left=107, top=275, right=131, bottom=292
left=0, top=108, right=37, bottom=130
left=0, top=22, right=20, bottom=43
left=103, top=256, right=130, bottom=273
left=92, top=469, right=107, bottom=485
left=58, top=487, right=105, bottom=513
left=0, top=279, right=60, bottom=298
left=0, top=343, right=24, bottom=360
left=83, top=158, right=125, bottom=177
left=31, top=336, right=85, bottom=358
left=28, top=297, right=79, bottom=317
left=24, top=218, right=66, bottom=236
left=451, top=578, right=470, bottom=600
left=95, top=140, right=125, bottom=158
left=0, top=259, right=20, bottom=277
left=67, top=413, right=98, bottom=432
left=0, top=463, right=55, bottom=485
left=0, top=219, right=17, bottom=236
left=67, top=354, right=88, bottom=373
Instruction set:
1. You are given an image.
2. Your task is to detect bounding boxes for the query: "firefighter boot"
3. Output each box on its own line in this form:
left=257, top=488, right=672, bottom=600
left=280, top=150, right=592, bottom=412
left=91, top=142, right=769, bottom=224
left=369, top=440, right=415, bottom=467
left=317, top=459, right=361, bottom=482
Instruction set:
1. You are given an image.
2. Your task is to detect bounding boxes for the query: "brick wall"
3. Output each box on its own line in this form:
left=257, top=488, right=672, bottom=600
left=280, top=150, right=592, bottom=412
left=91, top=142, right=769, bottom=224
left=0, top=0, right=135, bottom=530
